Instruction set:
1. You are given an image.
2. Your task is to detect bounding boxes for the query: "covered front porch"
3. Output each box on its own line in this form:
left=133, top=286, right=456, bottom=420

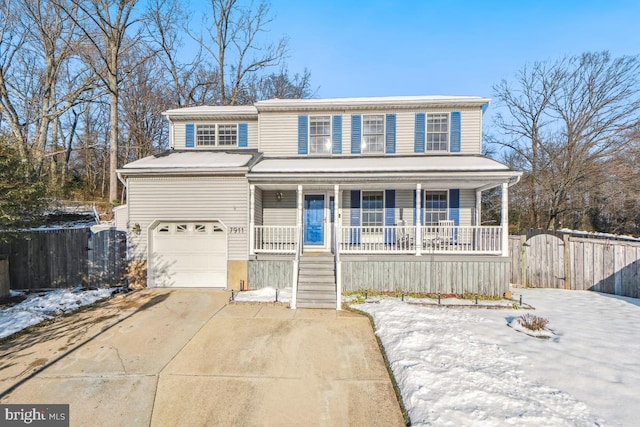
left=249, top=183, right=510, bottom=257
left=246, top=155, right=521, bottom=309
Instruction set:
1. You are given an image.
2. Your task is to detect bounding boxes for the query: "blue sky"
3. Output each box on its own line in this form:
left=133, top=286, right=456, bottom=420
left=268, top=0, right=640, bottom=97
left=187, top=1, right=640, bottom=129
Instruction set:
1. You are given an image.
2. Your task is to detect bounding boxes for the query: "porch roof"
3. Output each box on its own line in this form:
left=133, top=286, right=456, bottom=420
left=248, top=155, right=520, bottom=188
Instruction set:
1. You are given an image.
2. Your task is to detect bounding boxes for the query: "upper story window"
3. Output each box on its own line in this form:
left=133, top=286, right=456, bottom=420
left=362, top=115, right=384, bottom=153
left=196, top=123, right=237, bottom=147
left=309, top=116, right=331, bottom=153
left=426, top=114, right=449, bottom=151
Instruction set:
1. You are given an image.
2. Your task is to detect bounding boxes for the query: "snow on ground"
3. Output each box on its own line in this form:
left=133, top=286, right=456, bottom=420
left=233, top=287, right=291, bottom=303
left=354, top=288, right=640, bottom=427
left=0, top=287, right=117, bottom=339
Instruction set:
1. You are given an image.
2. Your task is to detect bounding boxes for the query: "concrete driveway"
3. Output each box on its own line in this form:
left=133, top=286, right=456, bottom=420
left=0, top=289, right=404, bottom=426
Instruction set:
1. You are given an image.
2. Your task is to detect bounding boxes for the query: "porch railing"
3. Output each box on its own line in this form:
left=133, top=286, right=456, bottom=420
left=252, top=225, right=503, bottom=255
left=339, top=225, right=502, bottom=254
left=254, top=226, right=298, bottom=254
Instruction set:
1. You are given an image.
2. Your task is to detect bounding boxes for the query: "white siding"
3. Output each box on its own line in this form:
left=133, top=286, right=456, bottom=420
left=254, top=188, right=263, bottom=226
left=257, top=112, right=299, bottom=156
left=258, top=108, right=482, bottom=157
left=113, top=205, right=128, bottom=231
left=171, top=119, right=258, bottom=150
left=127, top=175, right=248, bottom=260
left=460, top=189, right=476, bottom=226
left=262, top=190, right=296, bottom=226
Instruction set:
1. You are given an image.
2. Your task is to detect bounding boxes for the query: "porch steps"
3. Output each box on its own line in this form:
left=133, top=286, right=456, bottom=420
left=296, top=253, right=336, bottom=309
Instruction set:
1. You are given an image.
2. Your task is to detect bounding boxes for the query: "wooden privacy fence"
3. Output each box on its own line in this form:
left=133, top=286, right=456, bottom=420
left=0, top=227, right=126, bottom=290
left=509, top=232, right=640, bottom=298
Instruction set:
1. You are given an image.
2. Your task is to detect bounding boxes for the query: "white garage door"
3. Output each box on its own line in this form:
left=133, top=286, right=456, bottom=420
left=151, top=222, right=227, bottom=288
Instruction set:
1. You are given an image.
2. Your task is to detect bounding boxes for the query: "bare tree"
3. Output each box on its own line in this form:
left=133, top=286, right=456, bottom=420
left=198, top=0, right=288, bottom=105
left=491, top=52, right=640, bottom=230
left=59, top=0, right=143, bottom=203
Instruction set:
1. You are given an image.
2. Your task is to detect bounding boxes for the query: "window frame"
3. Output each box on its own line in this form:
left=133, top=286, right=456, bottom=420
left=361, top=190, right=385, bottom=229
left=426, top=113, right=450, bottom=152
left=361, top=114, right=385, bottom=154
left=308, top=115, right=332, bottom=154
left=423, top=190, right=448, bottom=226
left=195, top=123, right=239, bottom=147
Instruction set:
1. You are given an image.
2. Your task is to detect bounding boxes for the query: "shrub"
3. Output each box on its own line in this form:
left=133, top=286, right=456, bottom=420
left=518, top=313, right=549, bottom=331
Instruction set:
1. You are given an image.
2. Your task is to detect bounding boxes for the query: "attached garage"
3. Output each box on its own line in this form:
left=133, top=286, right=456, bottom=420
left=149, top=221, right=228, bottom=288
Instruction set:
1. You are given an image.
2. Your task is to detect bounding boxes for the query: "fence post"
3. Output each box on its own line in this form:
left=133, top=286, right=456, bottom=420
left=520, top=234, right=527, bottom=288
left=564, top=234, right=571, bottom=290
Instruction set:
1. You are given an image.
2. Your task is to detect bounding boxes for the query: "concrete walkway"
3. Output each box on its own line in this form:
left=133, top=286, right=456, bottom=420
left=0, top=289, right=404, bottom=426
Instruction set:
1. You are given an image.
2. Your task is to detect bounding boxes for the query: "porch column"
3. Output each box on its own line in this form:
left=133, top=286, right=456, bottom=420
left=501, top=182, right=509, bottom=257
left=334, top=184, right=341, bottom=310
left=296, top=185, right=303, bottom=232
left=415, top=183, right=422, bottom=256
left=249, top=184, right=255, bottom=256
left=291, top=184, right=303, bottom=310
left=475, top=189, right=482, bottom=226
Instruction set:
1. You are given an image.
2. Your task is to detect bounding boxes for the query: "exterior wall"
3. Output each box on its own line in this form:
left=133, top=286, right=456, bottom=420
left=254, top=187, right=264, bottom=226
left=248, top=257, right=293, bottom=289
left=258, top=108, right=482, bottom=157
left=113, top=204, right=128, bottom=231
left=171, top=119, right=258, bottom=150
left=341, top=189, right=475, bottom=227
left=127, top=175, right=249, bottom=261
left=341, top=255, right=510, bottom=296
left=262, top=190, right=297, bottom=226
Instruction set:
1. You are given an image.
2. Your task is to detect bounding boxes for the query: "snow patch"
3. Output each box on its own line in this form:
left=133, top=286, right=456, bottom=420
left=0, top=287, right=117, bottom=339
left=353, top=296, right=610, bottom=426
left=234, top=287, right=291, bottom=303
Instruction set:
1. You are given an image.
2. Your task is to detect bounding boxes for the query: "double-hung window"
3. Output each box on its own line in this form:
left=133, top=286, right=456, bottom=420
left=309, top=116, right=331, bottom=153
left=196, top=124, right=238, bottom=147
left=424, top=191, right=448, bottom=225
left=426, top=114, right=449, bottom=151
left=362, top=191, right=384, bottom=230
left=362, top=115, right=384, bottom=153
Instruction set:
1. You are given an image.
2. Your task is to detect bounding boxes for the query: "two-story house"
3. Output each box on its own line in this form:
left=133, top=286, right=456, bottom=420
left=117, top=96, right=521, bottom=309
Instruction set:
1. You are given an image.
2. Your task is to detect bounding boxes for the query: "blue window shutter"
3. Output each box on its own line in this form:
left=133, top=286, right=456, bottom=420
left=450, top=112, right=461, bottom=152
left=298, top=115, right=308, bottom=154
left=351, top=115, right=361, bottom=154
left=185, top=123, right=194, bottom=148
left=385, top=189, right=396, bottom=244
left=413, top=190, right=416, bottom=225
left=385, top=114, right=396, bottom=153
left=238, top=123, right=248, bottom=147
left=332, top=115, right=342, bottom=154
left=449, top=189, right=460, bottom=226
left=350, top=190, right=361, bottom=244
left=414, top=113, right=425, bottom=153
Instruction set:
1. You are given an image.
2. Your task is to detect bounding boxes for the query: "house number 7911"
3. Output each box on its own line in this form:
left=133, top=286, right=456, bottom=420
left=229, top=227, right=246, bottom=234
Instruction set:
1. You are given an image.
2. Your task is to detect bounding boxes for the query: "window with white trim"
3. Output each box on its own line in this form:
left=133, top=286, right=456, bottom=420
left=362, top=191, right=384, bottom=228
left=196, top=124, right=238, bottom=147
left=362, top=115, right=384, bottom=153
left=424, top=191, right=448, bottom=225
left=426, top=114, right=448, bottom=151
left=309, top=115, right=331, bottom=153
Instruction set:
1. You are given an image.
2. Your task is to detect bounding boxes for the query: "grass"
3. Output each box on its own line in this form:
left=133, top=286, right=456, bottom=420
left=343, top=289, right=504, bottom=301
